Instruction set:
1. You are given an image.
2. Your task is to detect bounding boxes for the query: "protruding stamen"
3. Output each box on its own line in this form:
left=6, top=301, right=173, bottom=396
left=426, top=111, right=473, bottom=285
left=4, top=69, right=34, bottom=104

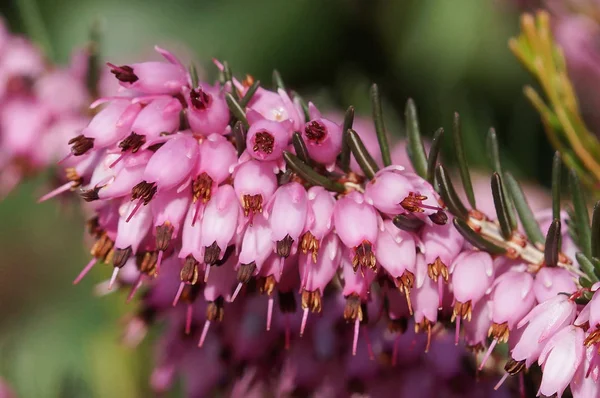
left=300, top=308, right=309, bottom=337
left=108, top=63, right=139, bottom=83
left=172, top=282, right=185, bottom=307
left=494, top=373, right=510, bottom=391
left=68, top=135, right=95, bottom=156
left=266, top=296, right=274, bottom=331
left=126, top=199, right=145, bottom=223
left=108, top=153, right=126, bottom=169
left=351, top=241, right=376, bottom=273
left=479, top=338, right=498, bottom=371
left=204, top=242, right=221, bottom=266
left=425, top=322, right=432, bottom=353
left=109, top=267, right=120, bottom=290
left=231, top=282, right=243, bottom=302
left=73, top=258, right=98, bottom=285
left=198, top=320, right=211, bottom=347
left=400, top=192, right=444, bottom=213
left=455, top=316, right=461, bottom=346
left=437, top=279, right=443, bottom=310
left=185, top=304, right=193, bottom=335
left=352, top=318, right=360, bottom=356
left=119, top=132, right=146, bottom=154
left=131, top=181, right=157, bottom=205
left=127, top=275, right=144, bottom=302
left=38, top=182, right=73, bottom=203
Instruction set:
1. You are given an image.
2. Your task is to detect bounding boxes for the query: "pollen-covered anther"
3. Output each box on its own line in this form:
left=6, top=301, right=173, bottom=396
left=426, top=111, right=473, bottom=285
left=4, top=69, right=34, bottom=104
left=206, top=297, right=225, bottom=322
left=180, top=255, right=200, bottom=285
left=90, top=233, right=115, bottom=262
left=203, top=241, right=221, bottom=265
left=68, top=135, right=95, bottom=156
left=108, top=64, right=139, bottom=83
left=584, top=328, right=600, bottom=346
left=119, top=132, right=146, bottom=153
left=400, top=192, right=429, bottom=213
left=301, top=290, right=322, bottom=313
left=304, top=121, right=327, bottom=144
left=113, top=246, right=133, bottom=268
left=237, top=262, right=257, bottom=284
left=414, top=319, right=434, bottom=352
left=276, top=234, right=294, bottom=258
left=259, top=275, right=277, bottom=296
left=300, top=231, right=320, bottom=263
left=343, top=294, right=364, bottom=323
left=253, top=131, right=274, bottom=154
left=131, top=181, right=157, bottom=204
left=488, top=321, right=510, bottom=343
left=242, top=194, right=263, bottom=217
left=351, top=241, right=376, bottom=273
left=65, top=167, right=83, bottom=188
left=452, top=300, right=473, bottom=322
left=397, top=270, right=415, bottom=314
left=190, top=88, right=212, bottom=110
left=137, top=251, right=158, bottom=276
left=192, top=172, right=214, bottom=203
left=427, top=257, right=449, bottom=282
left=155, top=222, right=174, bottom=251
left=504, top=359, right=526, bottom=375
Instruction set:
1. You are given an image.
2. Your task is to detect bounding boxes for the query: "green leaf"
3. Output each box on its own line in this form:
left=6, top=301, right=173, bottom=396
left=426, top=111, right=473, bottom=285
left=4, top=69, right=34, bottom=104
left=426, top=128, right=444, bottom=185
left=487, top=128, right=517, bottom=230
left=405, top=99, right=428, bottom=179
left=273, top=69, right=285, bottom=91
left=504, top=172, right=545, bottom=245
left=85, top=21, right=102, bottom=99
left=232, top=121, right=246, bottom=157
left=551, top=152, right=562, bottom=220
left=576, top=252, right=599, bottom=284
left=453, top=218, right=506, bottom=255
left=338, top=106, right=354, bottom=172
left=592, top=201, right=600, bottom=259
left=435, top=165, right=469, bottom=220
left=491, top=173, right=513, bottom=240
left=569, top=170, right=592, bottom=258
left=283, top=152, right=345, bottom=193
left=225, top=93, right=248, bottom=128
left=371, top=84, right=391, bottom=167
left=347, top=129, right=379, bottom=180
left=452, top=113, right=476, bottom=209
left=393, top=214, right=425, bottom=233
left=544, top=218, right=561, bottom=267
left=222, top=61, right=238, bottom=100
left=291, top=91, right=310, bottom=122
left=292, top=132, right=311, bottom=165
left=239, top=80, right=260, bottom=108
left=189, top=64, right=199, bottom=88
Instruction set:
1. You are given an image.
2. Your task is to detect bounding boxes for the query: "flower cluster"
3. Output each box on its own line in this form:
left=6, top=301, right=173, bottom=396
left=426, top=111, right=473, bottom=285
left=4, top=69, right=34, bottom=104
left=0, top=18, right=99, bottom=197
left=48, top=46, right=594, bottom=396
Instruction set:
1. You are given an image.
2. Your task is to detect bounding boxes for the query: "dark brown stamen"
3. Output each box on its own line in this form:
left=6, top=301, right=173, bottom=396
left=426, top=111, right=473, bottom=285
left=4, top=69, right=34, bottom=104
left=237, top=262, right=257, bottom=283
left=276, top=234, right=294, bottom=258
left=304, top=121, right=327, bottom=144
left=278, top=291, right=297, bottom=313
left=504, top=359, right=526, bottom=375
left=113, top=246, right=132, bottom=268
left=429, top=210, right=448, bottom=225
left=343, top=294, right=363, bottom=323
left=180, top=255, right=199, bottom=284
left=203, top=241, right=221, bottom=265
left=400, top=192, right=429, bottom=213
left=206, top=297, right=225, bottom=322
left=253, top=131, right=274, bottom=154
left=68, top=135, right=95, bottom=156
left=301, top=290, right=322, bottom=313
left=65, top=167, right=83, bottom=188
left=80, top=186, right=100, bottom=202
left=387, top=317, right=408, bottom=334
left=119, top=132, right=146, bottom=153
left=90, top=233, right=114, bottom=262
left=300, top=231, right=320, bottom=263
left=190, top=88, right=212, bottom=110
left=155, top=222, right=174, bottom=251
left=351, top=241, right=376, bottom=273
left=192, top=172, right=214, bottom=203
left=242, top=194, right=263, bottom=217
left=131, top=181, right=157, bottom=205
left=109, top=64, right=138, bottom=83
left=258, top=275, right=277, bottom=296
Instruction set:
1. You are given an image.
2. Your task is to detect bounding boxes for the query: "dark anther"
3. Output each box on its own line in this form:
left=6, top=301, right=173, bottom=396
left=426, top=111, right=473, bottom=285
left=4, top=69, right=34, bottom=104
left=108, top=64, right=138, bottom=83
left=119, top=132, right=146, bottom=153
left=192, top=172, right=214, bottom=203
left=68, top=135, right=95, bottom=156
left=131, top=181, right=157, bottom=204
left=253, top=131, right=274, bottom=154
left=504, top=359, right=526, bottom=375
left=155, top=222, right=174, bottom=251
left=206, top=297, right=225, bottom=322
left=237, top=262, right=257, bottom=283
left=190, top=88, right=212, bottom=110
left=180, top=255, right=199, bottom=284
left=429, top=210, right=448, bottom=225
left=80, top=186, right=100, bottom=202
left=204, top=241, right=221, bottom=265
left=343, top=294, right=363, bottom=322
left=276, top=235, right=294, bottom=258
left=304, top=121, right=327, bottom=144
left=113, top=246, right=133, bottom=268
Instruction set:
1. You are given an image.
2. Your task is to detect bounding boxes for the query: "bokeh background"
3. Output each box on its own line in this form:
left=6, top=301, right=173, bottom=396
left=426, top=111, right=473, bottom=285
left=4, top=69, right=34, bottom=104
left=0, top=0, right=552, bottom=396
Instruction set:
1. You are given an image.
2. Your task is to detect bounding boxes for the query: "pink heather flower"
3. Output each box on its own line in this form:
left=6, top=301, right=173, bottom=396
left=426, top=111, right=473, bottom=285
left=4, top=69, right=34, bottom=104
left=533, top=267, right=577, bottom=303
left=108, top=48, right=188, bottom=95
left=450, top=250, right=494, bottom=317
left=301, top=103, right=343, bottom=168
left=233, top=159, right=277, bottom=219
left=179, top=205, right=204, bottom=264
left=198, top=133, right=238, bottom=185
left=238, top=213, right=273, bottom=272
left=570, top=346, right=600, bottom=398
left=91, top=152, right=150, bottom=200
left=333, top=191, right=379, bottom=274
left=304, top=186, right=335, bottom=240
left=127, top=97, right=182, bottom=146
left=200, top=184, right=239, bottom=263
left=247, top=87, right=303, bottom=131
left=0, top=36, right=44, bottom=92
left=511, top=294, right=577, bottom=367
left=151, top=187, right=190, bottom=248
left=245, top=109, right=292, bottom=161
left=464, top=299, right=491, bottom=350
left=186, top=84, right=230, bottom=135
left=411, top=254, right=439, bottom=350
left=489, top=270, right=536, bottom=331
left=364, top=166, right=412, bottom=215
left=35, top=68, right=89, bottom=115
left=267, top=182, right=308, bottom=258
left=538, top=325, right=585, bottom=398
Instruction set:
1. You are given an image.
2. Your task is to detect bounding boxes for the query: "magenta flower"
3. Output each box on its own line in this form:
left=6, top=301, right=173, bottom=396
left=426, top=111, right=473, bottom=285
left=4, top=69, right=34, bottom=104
left=246, top=109, right=292, bottom=161
left=233, top=159, right=277, bottom=220
left=200, top=184, right=239, bottom=265
left=533, top=267, right=577, bottom=303
left=267, top=182, right=308, bottom=258
left=301, top=103, right=343, bottom=168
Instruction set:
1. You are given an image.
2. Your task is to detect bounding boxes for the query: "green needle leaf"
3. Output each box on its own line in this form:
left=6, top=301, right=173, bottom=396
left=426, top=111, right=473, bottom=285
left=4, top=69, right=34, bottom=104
left=338, top=106, right=355, bottom=173
left=426, top=128, right=444, bottom=185
left=371, top=84, right=391, bottom=167
left=576, top=253, right=599, bottom=284
left=405, top=99, right=428, bottom=179
left=233, top=121, right=246, bottom=157
left=292, top=132, right=311, bottom=165
left=393, top=214, right=425, bottom=233
left=283, top=152, right=345, bottom=193
left=291, top=91, right=310, bottom=122
left=85, top=21, right=102, bottom=98
left=273, top=69, right=285, bottom=91
left=544, top=218, right=561, bottom=267
left=189, top=64, right=199, bottom=88
left=569, top=170, right=592, bottom=258
left=222, top=61, right=238, bottom=100
left=592, top=201, right=600, bottom=259
left=487, top=128, right=517, bottom=230
left=453, top=218, right=506, bottom=255
left=347, top=129, right=379, bottom=179
left=491, top=173, right=513, bottom=240
left=239, top=80, right=260, bottom=108
left=551, top=152, right=562, bottom=220
left=504, top=172, right=545, bottom=245
left=225, top=93, right=248, bottom=128
left=435, top=164, right=469, bottom=220
left=453, top=113, right=476, bottom=209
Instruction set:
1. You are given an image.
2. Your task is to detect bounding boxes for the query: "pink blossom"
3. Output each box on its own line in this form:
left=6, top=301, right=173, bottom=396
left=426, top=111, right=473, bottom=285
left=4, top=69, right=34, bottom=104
left=233, top=159, right=277, bottom=219
left=533, top=267, right=577, bottom=303
left=246, top=110, right=291, bottom=161
left=186, top=84, right=230, bottom=135
left=301, top=103, right=343, bottom=167
left=201, top=184, right=239, bottom=263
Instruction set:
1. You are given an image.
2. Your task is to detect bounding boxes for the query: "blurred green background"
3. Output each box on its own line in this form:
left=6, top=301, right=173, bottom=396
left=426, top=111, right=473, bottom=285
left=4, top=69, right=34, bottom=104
left=0, top=0, right=551, bottom=396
